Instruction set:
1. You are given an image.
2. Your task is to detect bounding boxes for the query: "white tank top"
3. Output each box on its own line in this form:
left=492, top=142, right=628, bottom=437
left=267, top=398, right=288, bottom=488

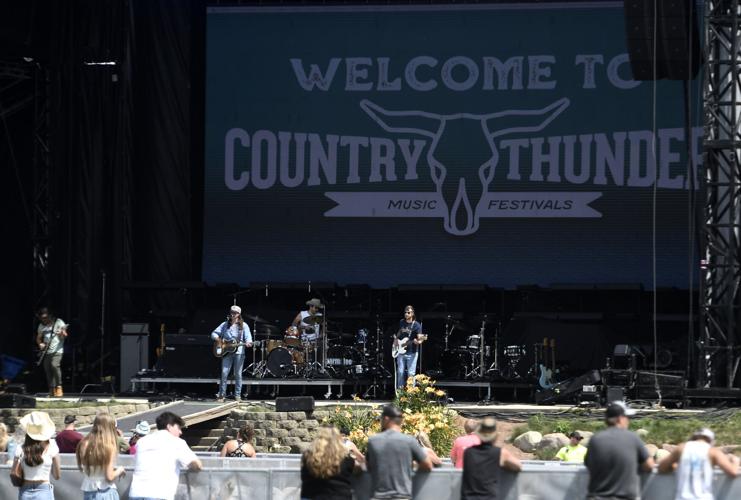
left=299, top=311, right=319, bottom=341
left=675, top=440, right=714, bottom=500
left=81, top=469, right=117, bottom=492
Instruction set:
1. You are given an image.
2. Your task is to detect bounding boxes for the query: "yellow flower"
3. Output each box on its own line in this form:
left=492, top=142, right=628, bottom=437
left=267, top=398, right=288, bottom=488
left=399, top=396, right=408, bottom=402
left=344, top=411, right=352, bottom=418
left=425, top=387, right=435, bottom=393
left=404, top=407, right=412, bottom=414
left=408, top=386, right=420, bottom=394
left=435, top=390, right=445, bottom=397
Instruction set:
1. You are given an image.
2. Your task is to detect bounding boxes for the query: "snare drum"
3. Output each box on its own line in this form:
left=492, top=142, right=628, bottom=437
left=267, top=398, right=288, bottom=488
left=466, top=335, right=481, bottom=350
left=267, top=339, right=284, bottom=352
left=284, top=326, right=302, bottom=347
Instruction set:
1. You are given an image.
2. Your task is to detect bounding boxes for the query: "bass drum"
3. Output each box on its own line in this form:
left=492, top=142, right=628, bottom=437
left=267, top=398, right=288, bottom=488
left=266, top=347, right=294, bottom=377
left=325, top=346, right=364, bottom=378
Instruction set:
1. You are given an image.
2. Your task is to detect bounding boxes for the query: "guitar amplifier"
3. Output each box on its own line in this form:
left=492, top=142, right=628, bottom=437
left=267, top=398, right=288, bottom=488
left=161, top=335, right=218, bottom=377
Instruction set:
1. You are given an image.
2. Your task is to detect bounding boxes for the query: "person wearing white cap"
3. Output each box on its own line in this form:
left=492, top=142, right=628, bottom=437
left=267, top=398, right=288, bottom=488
left=211, top=305, right=252, bottom=402
left=10, top=411, right=61, bottom=499
left=128, top=421, right=151, bottom=455
left=658, top=427, right=740, bottom=499
left=584, top=401, right=654, bottom=500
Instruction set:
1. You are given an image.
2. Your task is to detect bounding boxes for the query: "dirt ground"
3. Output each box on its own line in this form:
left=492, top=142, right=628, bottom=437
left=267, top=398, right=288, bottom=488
left=453, top=416, right=535, bottom=459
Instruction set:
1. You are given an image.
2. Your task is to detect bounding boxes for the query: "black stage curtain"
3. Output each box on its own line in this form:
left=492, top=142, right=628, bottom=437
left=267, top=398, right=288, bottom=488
left=37, top=0, right=201, bottom=385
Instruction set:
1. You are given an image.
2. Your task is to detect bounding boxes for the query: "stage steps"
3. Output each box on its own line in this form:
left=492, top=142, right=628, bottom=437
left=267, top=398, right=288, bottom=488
left=184, top=418, right=229, bottom=452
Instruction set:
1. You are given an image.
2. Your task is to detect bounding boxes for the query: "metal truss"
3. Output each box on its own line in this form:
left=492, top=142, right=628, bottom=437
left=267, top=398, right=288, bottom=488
left=31, top=64, right=52, bottom=310
left=700, top=0, right=741, bottom=388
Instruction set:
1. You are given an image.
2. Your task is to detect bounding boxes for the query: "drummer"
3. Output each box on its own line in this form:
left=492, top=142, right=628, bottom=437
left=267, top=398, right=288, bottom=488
left=291, top=298, right=323, bottom=343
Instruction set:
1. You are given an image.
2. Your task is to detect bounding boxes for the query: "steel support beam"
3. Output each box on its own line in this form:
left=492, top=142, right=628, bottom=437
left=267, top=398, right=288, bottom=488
left=700, top=0, right=741, bottom=388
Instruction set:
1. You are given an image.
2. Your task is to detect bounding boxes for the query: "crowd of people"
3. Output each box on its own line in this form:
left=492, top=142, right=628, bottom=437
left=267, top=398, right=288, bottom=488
left=3, top=402, right=741, bottom=499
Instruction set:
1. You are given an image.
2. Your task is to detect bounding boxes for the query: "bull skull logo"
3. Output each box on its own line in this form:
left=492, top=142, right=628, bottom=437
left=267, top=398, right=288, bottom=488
left=360, top=98, right=570, bottom=235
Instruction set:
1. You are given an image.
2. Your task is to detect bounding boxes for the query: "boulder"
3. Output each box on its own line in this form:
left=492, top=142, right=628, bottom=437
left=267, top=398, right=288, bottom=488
left=514, top=431, right=542, bottom=453
left=662, top=443, right=678, bottom=453
left=636, top=429, right=649, bottom=440
left=645, top=444, right=659, bottom=458
left=538, top=433, right=569, bottom=453
left=655, top=449, right=671, bottom=461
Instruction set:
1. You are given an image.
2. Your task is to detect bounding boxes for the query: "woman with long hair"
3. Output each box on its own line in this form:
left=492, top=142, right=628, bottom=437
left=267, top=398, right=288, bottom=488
left=76, top=412, right=126, bottom=499
left=300, top=427, right=356, bottom=500
left=220, top=424, right=256, bottom=458
left=11, top=411, right=60, bottom=500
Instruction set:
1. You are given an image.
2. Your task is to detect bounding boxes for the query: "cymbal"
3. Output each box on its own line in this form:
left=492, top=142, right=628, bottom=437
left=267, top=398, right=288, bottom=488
left=302, top=314, right=323, bottom=325
left=243, top=314, right=272, bottom=324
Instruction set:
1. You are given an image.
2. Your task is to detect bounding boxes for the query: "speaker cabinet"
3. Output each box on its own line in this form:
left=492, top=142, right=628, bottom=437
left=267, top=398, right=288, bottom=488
left=161, top=335, right=219, bottom=377
left=276, top=396, right=315, bottom=412
left=623, top=0, right=701, bottom=81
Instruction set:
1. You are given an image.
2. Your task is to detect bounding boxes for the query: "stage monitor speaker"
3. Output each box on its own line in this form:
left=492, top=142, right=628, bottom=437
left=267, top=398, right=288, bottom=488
left=606, top=386, right=626, bottom=403
left=161, top=334, right=218, bottom=378
left=0, top=394, right=36, bottom=408
left=623, top=0, right=701, bottom=81
left=276, top=396, right=315, bottom=412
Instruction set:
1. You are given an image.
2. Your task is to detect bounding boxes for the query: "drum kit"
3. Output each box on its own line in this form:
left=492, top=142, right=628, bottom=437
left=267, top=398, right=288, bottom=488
left=244, top=314, right=391, bottom=382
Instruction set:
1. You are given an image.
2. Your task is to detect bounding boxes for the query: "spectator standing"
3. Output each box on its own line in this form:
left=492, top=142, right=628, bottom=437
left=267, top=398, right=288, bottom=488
left=128, top=411, right=202, bottom=500
left=300, top=427, right=356, bottom=500
left=11, top=411, right=61, bottom=500
left=450, top=419, right=481, bottom=469
left=76, top=412, right=126, bottom=500
left=338, top=424, right=366, bottom=469
left=55, top=415, right=83, bottom=453
left=555, top=431, right=587, bottom=463
left=220, top=424, right=256, bottom=458
left=128, top=421, right=150, bottom=455
left=460, top=417, right=522, bottom=500
left=658, top=427, right=740, bottom=499
left=366, top=405, right=433, bottom=500
left=584, top=401, right=654, bottom=500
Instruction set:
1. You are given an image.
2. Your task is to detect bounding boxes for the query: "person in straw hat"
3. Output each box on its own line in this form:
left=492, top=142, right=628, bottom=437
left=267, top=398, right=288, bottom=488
left=10, top=411, right=61, bottom=499
left=659, top=427, right=740, bottom=500
left=460, top=417, right=521, bottom=500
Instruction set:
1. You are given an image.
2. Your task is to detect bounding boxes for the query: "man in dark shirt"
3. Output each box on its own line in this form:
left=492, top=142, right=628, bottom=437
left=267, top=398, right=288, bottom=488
left=55, top=414, right=83, bottom=453
left=461, top=417, right=522, bottom=500
left=584, top=401, right=654, bottom=500
left=366, top=405, right=433, bottom=500
left=394, top=306, right=425, bottom=390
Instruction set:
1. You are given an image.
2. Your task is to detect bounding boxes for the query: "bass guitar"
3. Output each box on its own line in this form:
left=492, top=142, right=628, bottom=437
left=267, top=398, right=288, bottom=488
left=213, top=339, right=251, bottom=358
left=392, top=333, right=428, bottom=358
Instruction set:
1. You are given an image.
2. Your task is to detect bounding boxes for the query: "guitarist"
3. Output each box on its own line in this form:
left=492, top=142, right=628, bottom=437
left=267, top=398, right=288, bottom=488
left=35, top=307, right=68, bottom=397
left=210, top=305, right=252, bottom=402
left=394, top=306, right=425, bottom=390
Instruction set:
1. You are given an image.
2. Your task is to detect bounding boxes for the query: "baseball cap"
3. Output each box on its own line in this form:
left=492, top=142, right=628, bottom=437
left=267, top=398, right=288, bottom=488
left=692, top=427, right=715, bottom=444
left=230, top=305, right=241, bottom=314
left=569, top=431, right=583, bottom=440
left=381, top=405, right=403, bottom=419
left=605, top=401, right=636, bottom=418
left=64, top=415, right=77, bottom=425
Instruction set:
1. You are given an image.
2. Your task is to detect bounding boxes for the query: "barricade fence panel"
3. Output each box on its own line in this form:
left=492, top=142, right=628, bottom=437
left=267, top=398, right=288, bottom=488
left=1, top=462, right=741, bottom=499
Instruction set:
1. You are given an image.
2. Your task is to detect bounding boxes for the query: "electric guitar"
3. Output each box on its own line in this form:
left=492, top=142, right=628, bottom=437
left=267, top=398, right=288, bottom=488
left=36, top=323, right=68, bottom=367
left=392, top=332, right=428, bottom=358
left=212, top=339, right=251, bottom=358
left=538, top=338, right=556, bottom=389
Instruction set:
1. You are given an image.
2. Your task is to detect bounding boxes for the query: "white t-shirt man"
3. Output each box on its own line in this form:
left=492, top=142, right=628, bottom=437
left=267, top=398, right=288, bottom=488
left=128, top=429, right=200, bottom=500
